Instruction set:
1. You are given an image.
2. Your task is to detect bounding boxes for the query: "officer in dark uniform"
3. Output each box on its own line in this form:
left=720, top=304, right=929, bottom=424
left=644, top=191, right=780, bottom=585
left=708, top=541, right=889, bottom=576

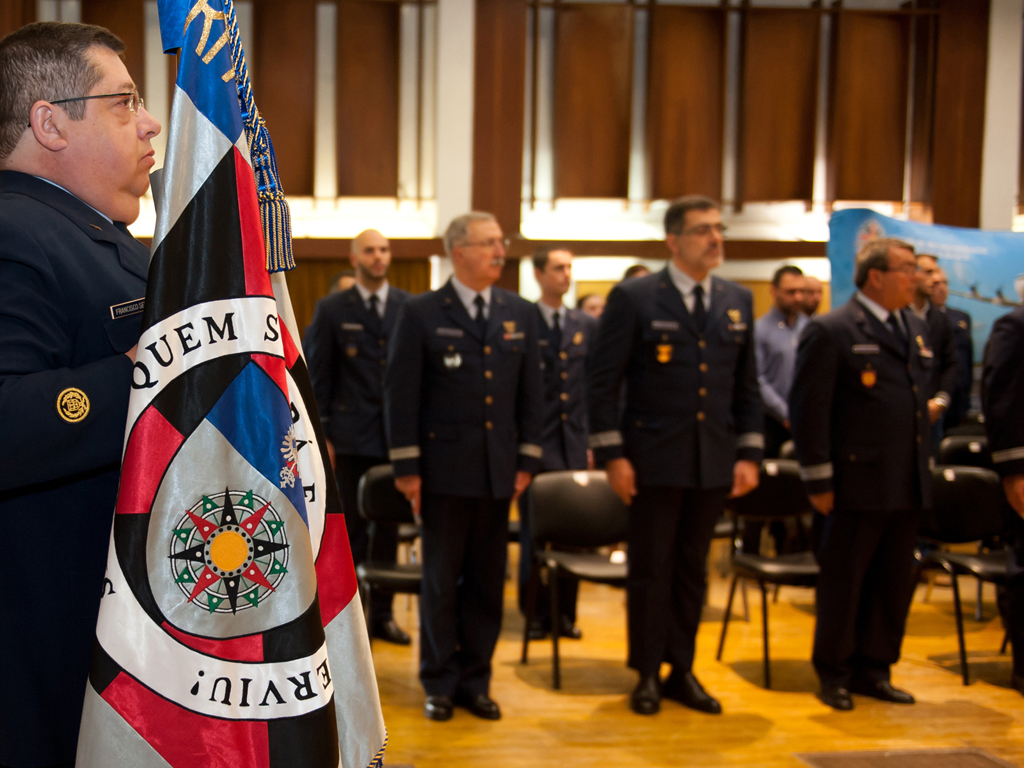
left=0, top=22, right=160, bottom=768
left=305, top=229, right=412, bottom=644
left=933, top=268, right=974, bottom=428
left=981, top=305, right=1024, bottom=695
left=385, top=212, right=544, bottom=722
left=519, top=247, right=598, bottom=640
left=790, top=238, right=933, bottom=711
left=588, top=196, right=763, bottom=716
left=909, top=254, right=959, bottom=444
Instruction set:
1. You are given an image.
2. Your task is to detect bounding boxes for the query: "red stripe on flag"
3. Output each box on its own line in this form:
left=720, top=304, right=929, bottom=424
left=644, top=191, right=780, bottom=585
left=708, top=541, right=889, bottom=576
left=117, top=407, right=184, bottom=515
left=161, top=621, right=264, bottom=662
left=315, top=513, right=358, bottom=625
left=280, top=320, right=300, bottom=368
left=234, top=148, right=272, bottom=299
left=251, top=353, right=289, bottom=398
left=101, top=672, right=270, bottom=768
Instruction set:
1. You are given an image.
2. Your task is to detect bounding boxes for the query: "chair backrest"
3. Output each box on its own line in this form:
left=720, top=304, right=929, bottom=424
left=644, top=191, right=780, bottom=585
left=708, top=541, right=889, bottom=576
left=937, top=435, right=992, bottom=470
left=920, top=465, right=1009, bottom=544
left=528, top=471, right=629, bottom=548
left=727, top=459, right=812, bottom=521
left=357, top=464, right=416, bottom=524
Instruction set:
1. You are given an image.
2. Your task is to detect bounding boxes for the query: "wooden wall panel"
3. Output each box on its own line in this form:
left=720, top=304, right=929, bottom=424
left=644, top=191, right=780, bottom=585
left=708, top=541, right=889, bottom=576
left=554, top=4, right=633, bottom=199
left=0, top=1, right=36, bottom=41
left=932, top=0, right=989, bottom=228
left=251, top=0, right=316, bottom=196
left=472, top=0, right=526, bottom=235
left=908, top=9, right=937, bottom=208
left=828, top=12, right=909, bottom=203
left=739, top=9, right=819, bottom=204
left=647, top=6, right=725, bottom=202
left=81, top=0, right=146, bottom=89
left=336, top=1, right=400, bottom=197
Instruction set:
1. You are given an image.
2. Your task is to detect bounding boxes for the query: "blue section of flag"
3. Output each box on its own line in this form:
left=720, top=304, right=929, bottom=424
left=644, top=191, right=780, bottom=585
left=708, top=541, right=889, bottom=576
left=157, top=0, right=189, bottom=53
left=174, top=0, right=243, bottom=143
left=205, top=362, right=309, bottom=526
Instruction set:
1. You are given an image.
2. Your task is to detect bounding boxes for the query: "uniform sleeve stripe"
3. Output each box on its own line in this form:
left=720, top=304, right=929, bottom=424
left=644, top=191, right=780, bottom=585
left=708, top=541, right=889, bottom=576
left=388, top=446, right=421, bottom=461
left=519, top=443, right=543, bottom=459
left=589, top=431, right=623, bottom=449
left=737, top=432, right=765, bottom=449
left=933, top=392, right=951, bottom=408
left=992, top=447, right=1024, bottom=463
left=799, top=463, right=833, bottom=481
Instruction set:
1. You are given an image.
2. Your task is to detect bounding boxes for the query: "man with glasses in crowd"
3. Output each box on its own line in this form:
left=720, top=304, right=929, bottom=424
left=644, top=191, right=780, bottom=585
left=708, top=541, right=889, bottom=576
left=386, top=212, right=544, bottom=722
left=588, top=195, right=763, bottom=716
left=790, top=238, right=933, bottom=712
left=0, top=22, right=160, bottom=768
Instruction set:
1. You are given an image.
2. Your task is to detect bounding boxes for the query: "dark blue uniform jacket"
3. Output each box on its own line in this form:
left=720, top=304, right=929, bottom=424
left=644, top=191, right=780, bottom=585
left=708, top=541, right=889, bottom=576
left=384, top=280, right=544, bottom=499
left=587, top=269, right=764, bottom=489
left=943, top=305, right=974, bottom=422
left=0, top=171, right=147, bottom=767
left=983, top=307, right=1024, bottom=478
left=304, top=284, right=411, bottom=459
left=790, top=297, right=934, bottom=512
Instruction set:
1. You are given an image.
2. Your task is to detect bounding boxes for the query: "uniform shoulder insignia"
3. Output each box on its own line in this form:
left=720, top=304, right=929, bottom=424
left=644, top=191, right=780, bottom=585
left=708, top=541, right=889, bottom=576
left=90, top=224, right=103, bottom=231
left=958, top=320, right=968, bottom=329
left=57, top=387, right=90, bottom=423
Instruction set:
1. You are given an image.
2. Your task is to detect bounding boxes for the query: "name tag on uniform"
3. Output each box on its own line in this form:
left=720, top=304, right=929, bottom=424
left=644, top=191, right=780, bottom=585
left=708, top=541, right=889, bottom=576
left=110, top=297, right=145, bottom=319
left=651, top=320, right=680, bottom=331
left=436, top=327, right=464, bottom=338
left=918, top=347, right=934, bottom=358
left=342, top=323, right=364, bottom=331
left=538, top=339, right=550, bottom=346
left=852, top=344, right=880, bottom=354
left=504, top=332, right=525, bottom=340
left=727, top=323, right=748, bottom=332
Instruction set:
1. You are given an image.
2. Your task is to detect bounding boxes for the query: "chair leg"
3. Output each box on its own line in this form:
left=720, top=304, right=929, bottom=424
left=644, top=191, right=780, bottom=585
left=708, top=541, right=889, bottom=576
left=521, top=556, right=542, bottom=664
left=760, top=581, right=771, bottom=690
left=772, top=584, right=780, bottom=604
left=950, top=569, right=970, bottom=685
left=975, top=577, right=984, bottom=622
left=717, top=574, right=739, bottom=661
left=1001, top=631, right=1010, bottom=654
left=741, top=579, right=750, bottom=622
left=549, top=561, right=561, bottom=690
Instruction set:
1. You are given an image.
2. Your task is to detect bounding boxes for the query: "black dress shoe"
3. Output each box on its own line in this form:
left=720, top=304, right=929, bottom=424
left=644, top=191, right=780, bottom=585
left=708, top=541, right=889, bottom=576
left=1011, top=672, right=1024, bottom=696
left=558, top=616, right=582, bottom=640
left=817, top=685, right=854, bottom=711
left=662, top=671, right=721, bottom=714
left=373, top=619, right=411, bottom=645
left=849, top=679, right=914, bottom=704
left=630, top=674, right=661, bottom=715
left=424, top=695, right=453, bottom=721
left=454, top=692, right=501, bottom=720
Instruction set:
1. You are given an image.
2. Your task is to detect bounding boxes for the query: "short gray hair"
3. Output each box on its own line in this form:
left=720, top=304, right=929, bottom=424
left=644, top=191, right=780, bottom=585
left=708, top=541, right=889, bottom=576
left=0, top=22, right=125, bottom=161
left=443, top=211, right=496, bottom=256
left=854, top=237, right=915, bottom=288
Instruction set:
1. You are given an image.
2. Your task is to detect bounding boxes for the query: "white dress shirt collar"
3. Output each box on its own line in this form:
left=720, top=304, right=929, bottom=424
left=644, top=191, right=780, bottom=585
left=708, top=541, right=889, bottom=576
left=450, top=275, right=492, bottom=318
left=537, top=301, right=565, bottom=328
left=667, top=261, right=713, bottom=313
left=354, top=281, right=389, bottom=316
left=856, top=291, right=905, bottom=334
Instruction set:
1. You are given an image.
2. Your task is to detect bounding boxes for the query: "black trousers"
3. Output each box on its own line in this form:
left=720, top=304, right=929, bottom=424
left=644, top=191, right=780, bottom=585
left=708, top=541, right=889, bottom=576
left=1004, top=515, right=1024, bottom=675
left=419, top=493, right=510, bottom=697
left=627, top=486, right=729, bottom=676
left=517, top=474, right=579, bottom=625
left=812, top=508, right=921, bottom=687
left=334, top=454, right=399, bottom=624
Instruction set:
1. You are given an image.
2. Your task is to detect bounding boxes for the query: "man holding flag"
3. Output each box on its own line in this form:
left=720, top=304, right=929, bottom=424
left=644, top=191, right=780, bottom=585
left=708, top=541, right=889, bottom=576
left=76, top=1, right=385, bottom=766
left=0, top=21, right=160, bottom=767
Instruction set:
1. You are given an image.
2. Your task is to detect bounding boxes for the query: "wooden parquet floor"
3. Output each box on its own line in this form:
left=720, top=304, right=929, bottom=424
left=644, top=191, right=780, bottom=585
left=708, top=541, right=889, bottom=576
left=370, top=541, right=1024, bottom=767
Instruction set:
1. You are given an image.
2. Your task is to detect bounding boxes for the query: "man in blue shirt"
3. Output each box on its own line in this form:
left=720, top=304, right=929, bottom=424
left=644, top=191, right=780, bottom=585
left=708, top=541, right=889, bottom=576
left=755, top=265, right=809, bottom=458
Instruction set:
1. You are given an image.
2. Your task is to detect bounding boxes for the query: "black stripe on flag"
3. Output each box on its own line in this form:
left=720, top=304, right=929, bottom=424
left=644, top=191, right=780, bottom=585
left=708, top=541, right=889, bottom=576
left=268, top=702, right=340, bottom=768
left=114, top=514, right=167, bottom=627
left=143, top=151, right=249, bottom=331
left=88, top=641, right=123, bottom=695
left=261, top=596, right=327, bottom=663
left=150, top=353, right=251, bottom=441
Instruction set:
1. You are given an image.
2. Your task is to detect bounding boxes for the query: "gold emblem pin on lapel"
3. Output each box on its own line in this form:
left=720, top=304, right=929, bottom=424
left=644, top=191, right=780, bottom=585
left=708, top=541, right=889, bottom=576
left=503, top=321, right=516, bottom=334
left=657, top=344, right=672, bottom=363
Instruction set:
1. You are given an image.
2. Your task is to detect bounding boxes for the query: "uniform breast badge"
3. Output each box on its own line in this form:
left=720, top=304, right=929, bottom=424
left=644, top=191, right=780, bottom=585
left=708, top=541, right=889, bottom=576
left=443, top=353, right=462, bottom=369
left=727, top=309, right=741, bottom=323
left=915, top=335, right=934, bottom=358
left=56, top=387, right=90, bottom=422
left=656, top=344, right=673, bottom=363
left=861, top=367, right=877, bottom=388
left=573, top=331, right=583, bottom=345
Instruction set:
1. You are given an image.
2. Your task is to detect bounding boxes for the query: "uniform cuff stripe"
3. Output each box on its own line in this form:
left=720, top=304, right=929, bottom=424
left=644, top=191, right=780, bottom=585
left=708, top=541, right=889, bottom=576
left=519, top=443, right=543, bottom=459
left=992, top=446, right=1024, bottom=463
left=799, top=463, right=833, bottom=481
left=389, top=446, right=421, bottom=461
left=933, top=392, right=951, bottom=408
left=737, top=432, right=765, bottom=449
left=589, top=430, right=623, bottom=449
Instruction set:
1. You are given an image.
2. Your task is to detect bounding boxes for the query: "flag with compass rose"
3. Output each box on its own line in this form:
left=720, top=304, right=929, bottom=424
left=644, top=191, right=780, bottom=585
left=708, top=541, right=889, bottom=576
left=76, top=2, right=386, bottom=767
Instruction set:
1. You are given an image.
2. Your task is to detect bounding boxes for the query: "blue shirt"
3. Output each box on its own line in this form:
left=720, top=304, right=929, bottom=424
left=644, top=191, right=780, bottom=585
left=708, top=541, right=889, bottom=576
left=755, top=305, right=808, bottom=423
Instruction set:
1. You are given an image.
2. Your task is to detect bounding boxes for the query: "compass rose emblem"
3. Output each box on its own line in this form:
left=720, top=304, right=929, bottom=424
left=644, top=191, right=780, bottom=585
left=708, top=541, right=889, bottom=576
left=169, top=489, right=289, bottom=614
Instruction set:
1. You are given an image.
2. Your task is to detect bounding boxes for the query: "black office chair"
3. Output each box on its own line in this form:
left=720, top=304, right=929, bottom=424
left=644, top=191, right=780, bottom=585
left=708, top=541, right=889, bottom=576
left=918, top=465, right=1011, bottom=685
left=520, top=470, right=629, bottom=689
left=716, top=459, right=817, bottom=689
left=937, top=435, right=992, bottom=470
left=356, top=464, right=422, bottom=644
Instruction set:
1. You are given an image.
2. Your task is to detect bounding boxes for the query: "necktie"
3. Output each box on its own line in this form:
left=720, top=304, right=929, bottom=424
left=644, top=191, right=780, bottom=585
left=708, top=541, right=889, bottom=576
left=551, top=309, right=563, bottom=349
left=366, top=294, right=382, bottom=335
left=474, top=294, right=487, bottom=338
left=692, top=284, right=707, bottom=332
left=887, top=311, right=907, bottom=355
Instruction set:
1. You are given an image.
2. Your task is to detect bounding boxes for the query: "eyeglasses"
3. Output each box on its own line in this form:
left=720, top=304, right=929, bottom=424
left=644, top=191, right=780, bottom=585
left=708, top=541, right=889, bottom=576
left=680, top=223, right=728, bottom=237
left=882, top=264, right=920, bottom=275
left=459, top=237, right=511, bottom=250
left=50, top=88, right=144, bottom=115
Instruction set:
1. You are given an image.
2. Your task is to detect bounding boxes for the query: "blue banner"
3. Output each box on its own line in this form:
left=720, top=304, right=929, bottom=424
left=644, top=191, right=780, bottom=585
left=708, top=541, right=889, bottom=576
left=829, top=209, right=1024, bottom=362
